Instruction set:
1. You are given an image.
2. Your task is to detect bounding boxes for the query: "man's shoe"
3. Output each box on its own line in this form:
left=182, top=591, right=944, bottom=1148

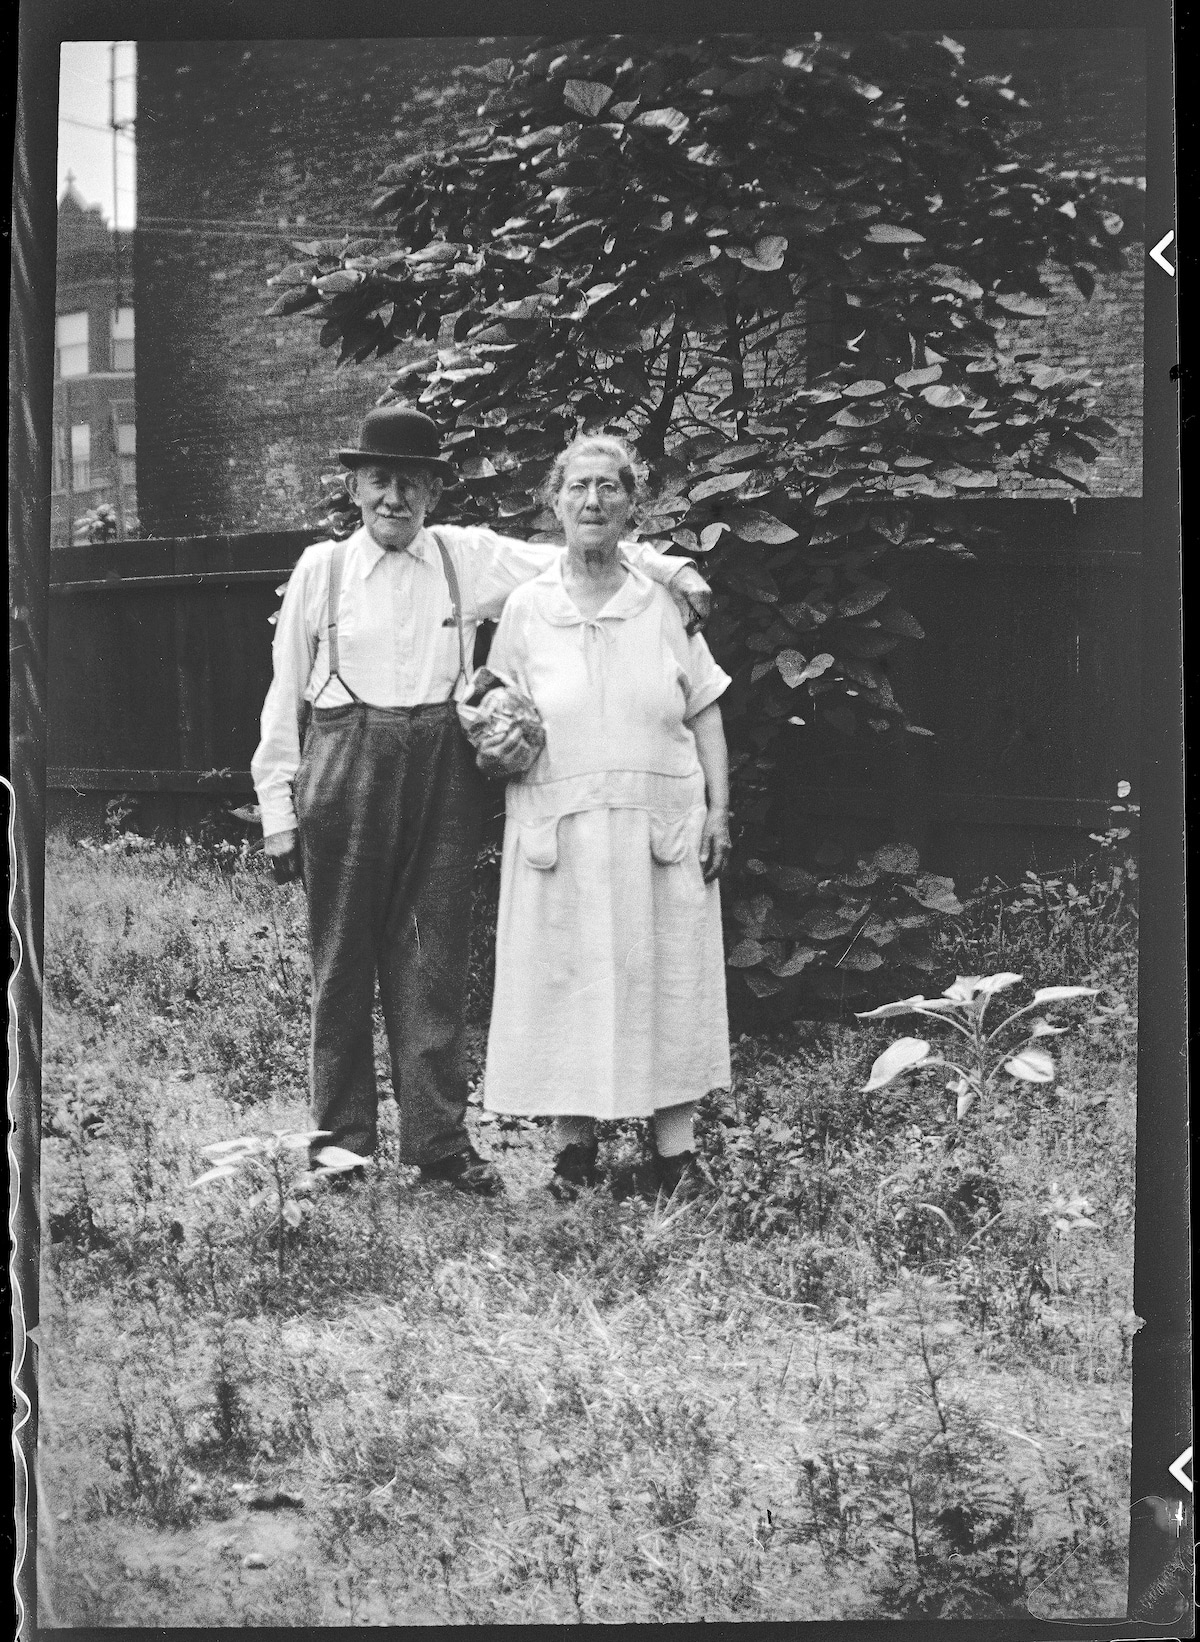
left=548, top=1141, right=602, bottom=1203
left=419, top=1146, right=504, bottom=1197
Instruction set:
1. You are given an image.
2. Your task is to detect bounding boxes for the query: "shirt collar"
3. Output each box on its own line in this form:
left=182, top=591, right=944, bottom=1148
left=534, top=553, right=657, bottom=627
left=352, top=523, right=438, bottom=579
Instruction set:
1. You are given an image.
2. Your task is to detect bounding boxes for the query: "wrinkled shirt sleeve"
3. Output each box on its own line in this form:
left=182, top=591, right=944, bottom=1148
left=251, top=551, right=320, bottom=837
left=482, top=589, right=528, bottom=691
left=466, top=527, right=692, bottom=622
left=681, top=630, right=732, bottom=721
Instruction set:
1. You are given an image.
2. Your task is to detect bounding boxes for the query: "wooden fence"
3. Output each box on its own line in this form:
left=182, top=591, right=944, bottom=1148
left=47, top=499, right=1142, bottom=884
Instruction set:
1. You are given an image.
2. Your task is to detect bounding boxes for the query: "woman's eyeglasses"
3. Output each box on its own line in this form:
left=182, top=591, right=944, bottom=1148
left=564, top=479, right=626, bottom=502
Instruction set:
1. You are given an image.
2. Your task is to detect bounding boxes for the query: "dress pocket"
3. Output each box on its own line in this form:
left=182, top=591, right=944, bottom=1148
left=648, top=813, right=691, bottom=865
left=517, top=817, right=559, bottom=870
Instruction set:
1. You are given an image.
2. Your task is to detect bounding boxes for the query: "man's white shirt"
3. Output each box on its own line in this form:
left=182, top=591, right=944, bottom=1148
left=251, top=523, right=687, bottom=838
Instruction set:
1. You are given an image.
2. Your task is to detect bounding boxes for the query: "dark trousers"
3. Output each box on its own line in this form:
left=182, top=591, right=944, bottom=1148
left=294, top=701, right=484, bottom=1166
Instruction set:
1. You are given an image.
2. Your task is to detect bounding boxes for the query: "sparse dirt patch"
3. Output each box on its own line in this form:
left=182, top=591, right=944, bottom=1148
left=37, top=832, right=1135, bottom=1624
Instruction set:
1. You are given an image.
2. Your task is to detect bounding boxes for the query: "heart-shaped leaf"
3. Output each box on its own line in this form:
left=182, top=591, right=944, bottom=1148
left=929, top=267, right=984, bottom=300
left=727, top=938, right=769, bottom=968
left=776, top=650, right=809, bottom=688
left=315, top=270, right=366, bottom=298
left=907, top=874, right=963, bottom=915
left=895, top=365, right=943, bottom=390
left=863, top=1037, right=931, bottom=1091
left=833, top=405, right=890, bottom=427
left=770, top=946, right=819, bottom=978
left=813, top=482, right=857, bottom=508
left=842, top=379, right=888, bottom=398
left=800, top=907, right=856, bottom=941
left=564, top=80, right=613, bottom=118
left=633, top=107, right=690, bottom=140
left=921, top=385, right=968, bottom=408
left=795, top=652, right=835, bottom=684
left=690, top=471, right=748, bottom=501
left=728, top=235, right=788, bottom=272
left=870, top=842, right=920, bottom=876
left=838, top=585, right=890, bottom=617
left=730, top=509, right=797, bottom=544
left=699, top=522, right=730, bottom=550
left=865, top=224, right=926, bottom=244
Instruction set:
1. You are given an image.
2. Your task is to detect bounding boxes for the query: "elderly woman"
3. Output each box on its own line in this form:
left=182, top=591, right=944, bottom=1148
left=481, top=434, right=732, bottom=1198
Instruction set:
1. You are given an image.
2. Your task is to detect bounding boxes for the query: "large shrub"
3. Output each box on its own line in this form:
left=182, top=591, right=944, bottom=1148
left=269, top=34, right=1136, bottom=1008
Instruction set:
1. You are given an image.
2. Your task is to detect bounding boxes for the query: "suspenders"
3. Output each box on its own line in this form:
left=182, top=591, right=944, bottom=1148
left=309, top=530, right=468, bottom=713
left=432, top=529, right=469, bottom=692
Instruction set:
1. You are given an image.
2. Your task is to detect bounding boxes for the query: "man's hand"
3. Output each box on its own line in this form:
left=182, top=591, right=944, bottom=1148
left=667, top=564, right=712, bottom=634
left=699, top=806, right=731, bottom=883
left=265, top=829, right=304, bottom=886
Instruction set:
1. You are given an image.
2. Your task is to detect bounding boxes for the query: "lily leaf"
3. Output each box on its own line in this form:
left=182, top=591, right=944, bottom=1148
left=312, top=1145, right=372, bottom=1173
left=974, top=972, right=1024, bottom=995
left=189, top=1163, right=240, bottom=1189
left=863, top=1037, right=931, bottom=1091
left=1004, top=1047, right=1056, bottom=1083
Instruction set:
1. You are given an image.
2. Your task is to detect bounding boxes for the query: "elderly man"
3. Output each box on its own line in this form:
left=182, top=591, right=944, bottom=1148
left=252, top=405, right=711, bottom=1196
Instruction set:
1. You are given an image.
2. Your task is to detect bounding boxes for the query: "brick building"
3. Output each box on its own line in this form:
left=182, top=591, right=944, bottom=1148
left=52, top=180, right=138, bottom=546
left=133, top=33, right=1143, bottom=539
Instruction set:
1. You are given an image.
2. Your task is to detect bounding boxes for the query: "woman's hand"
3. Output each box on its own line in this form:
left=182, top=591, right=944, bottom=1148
left=699, top=806, right=731, bottom=883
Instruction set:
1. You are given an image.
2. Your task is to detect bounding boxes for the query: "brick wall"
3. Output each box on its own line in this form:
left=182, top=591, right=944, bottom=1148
left=135, top=32, right=1144, bottom=537
left=968, top=29, right=1145, bottom=497
left=134, top=38, right=519, bottom=537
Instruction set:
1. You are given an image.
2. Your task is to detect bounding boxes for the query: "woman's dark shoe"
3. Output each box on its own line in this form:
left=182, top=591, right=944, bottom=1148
left=655, top=1150, right=701, bottom=1201
left=419, top=1145, right=504, bottom=1197
left=548, top=1141, right=602, bottom=1202
left=609, top=1156, right=660, bottom=1202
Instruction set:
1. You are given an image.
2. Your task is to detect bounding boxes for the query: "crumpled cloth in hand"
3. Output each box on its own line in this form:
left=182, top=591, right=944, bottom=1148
left=457, top=666, right=546, bottom=780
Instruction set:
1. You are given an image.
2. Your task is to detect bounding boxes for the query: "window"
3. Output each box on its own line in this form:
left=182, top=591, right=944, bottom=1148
left=56, top=311, right=89, bottom=378
left=53, top=423, right=69, bottom=490
left=111, top=306, right=135, bottom=372
left=117, top=421, right=136, bottom=488
left=71, top=423, right=91, bottom=490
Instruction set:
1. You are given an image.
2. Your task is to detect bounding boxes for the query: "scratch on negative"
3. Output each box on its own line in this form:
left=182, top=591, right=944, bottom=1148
left=413, top=914, right=421, bottom=952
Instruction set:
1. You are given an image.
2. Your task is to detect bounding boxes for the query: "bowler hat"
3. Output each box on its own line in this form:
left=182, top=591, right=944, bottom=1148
left=337, top=405, right=457, bottom=481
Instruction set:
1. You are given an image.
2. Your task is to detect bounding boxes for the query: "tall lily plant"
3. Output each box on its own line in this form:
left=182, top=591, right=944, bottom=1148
left=856, top=974, right=1098, bottom=1122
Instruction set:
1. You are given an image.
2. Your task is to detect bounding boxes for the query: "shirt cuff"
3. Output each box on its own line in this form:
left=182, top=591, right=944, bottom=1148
left=257, top=793, right=299, bottom=839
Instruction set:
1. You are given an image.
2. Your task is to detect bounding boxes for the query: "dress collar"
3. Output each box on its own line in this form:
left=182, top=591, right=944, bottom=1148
left=533, top=552, right=658, bottom=627
left=353, top=523, right=438, bottom=579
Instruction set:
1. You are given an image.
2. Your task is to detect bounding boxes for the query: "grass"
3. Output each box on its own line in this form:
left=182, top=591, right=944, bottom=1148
left=36, top=826, right=1137, bottom=1625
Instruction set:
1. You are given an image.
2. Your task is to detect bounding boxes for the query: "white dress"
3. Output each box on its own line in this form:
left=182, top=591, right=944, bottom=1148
left=482, top=557, right=732, bottom=1120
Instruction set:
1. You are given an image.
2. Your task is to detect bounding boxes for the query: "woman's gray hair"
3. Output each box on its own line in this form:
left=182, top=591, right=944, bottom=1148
left=539, top=433, right=651, bottom=522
